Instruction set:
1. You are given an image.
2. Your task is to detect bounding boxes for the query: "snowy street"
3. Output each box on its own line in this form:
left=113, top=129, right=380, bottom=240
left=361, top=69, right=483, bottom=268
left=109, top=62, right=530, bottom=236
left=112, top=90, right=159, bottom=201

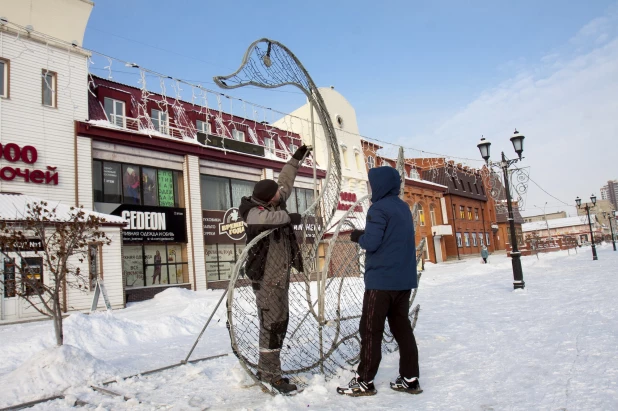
left=1, top=244, right=617, bottom=410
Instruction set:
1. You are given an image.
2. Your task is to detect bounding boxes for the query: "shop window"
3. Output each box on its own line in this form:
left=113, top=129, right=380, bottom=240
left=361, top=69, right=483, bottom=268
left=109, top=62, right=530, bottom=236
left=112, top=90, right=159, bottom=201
left=472, top=232, right=477, bottom=246
left=479, top=233, right=484, bottom=246
left=122, top=164, right=142, bottom=205
left=2, top=258, right=16, bottom=298
left=456, top=233, right=462, bottom=248
left=124, top=243, right=188, bottom=288
left=231, top=179, right=254, bottom=208
left=22, top=257, right=43, bottom=296
left=42, top=70, right=57, bottom=107
left=93, top=160, right=183, bottom=208
left=206, top=243, right=244, bottom=282
left=464, top=232, right=470, bottom=247
left=142, top=167, right=158, bottom=206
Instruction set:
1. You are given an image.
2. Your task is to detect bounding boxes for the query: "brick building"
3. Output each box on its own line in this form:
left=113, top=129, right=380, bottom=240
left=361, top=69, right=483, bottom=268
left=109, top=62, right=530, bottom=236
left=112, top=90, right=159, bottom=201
left=416, top=160, right=495, bottom=259
left=361, top=141, right=451, bottom=263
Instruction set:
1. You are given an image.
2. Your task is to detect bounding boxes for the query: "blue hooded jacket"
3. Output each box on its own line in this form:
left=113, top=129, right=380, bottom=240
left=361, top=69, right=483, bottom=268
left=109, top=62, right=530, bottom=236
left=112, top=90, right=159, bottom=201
left=358, top=166, right=418, bottom=290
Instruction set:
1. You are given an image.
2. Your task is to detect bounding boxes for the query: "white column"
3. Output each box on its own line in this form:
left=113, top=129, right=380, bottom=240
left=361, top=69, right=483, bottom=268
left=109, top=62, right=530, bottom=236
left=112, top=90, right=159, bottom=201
left=184, top=155, right=206, bottom=291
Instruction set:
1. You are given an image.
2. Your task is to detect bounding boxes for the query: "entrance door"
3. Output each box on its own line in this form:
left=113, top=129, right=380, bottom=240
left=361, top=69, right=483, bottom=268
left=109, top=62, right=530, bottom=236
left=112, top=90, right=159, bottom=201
left=1, top=258, right=18, bottom=321
left=434, top=237, right=444, bottom=263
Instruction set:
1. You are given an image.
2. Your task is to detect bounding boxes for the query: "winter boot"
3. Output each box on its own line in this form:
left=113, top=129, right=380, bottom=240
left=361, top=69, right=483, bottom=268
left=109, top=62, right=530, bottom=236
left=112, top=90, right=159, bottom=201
left=390, top=375, right=423, bottom=394
left=271, top=378, right=298, bottom=395
left=336, top=373, right=377, bottom=396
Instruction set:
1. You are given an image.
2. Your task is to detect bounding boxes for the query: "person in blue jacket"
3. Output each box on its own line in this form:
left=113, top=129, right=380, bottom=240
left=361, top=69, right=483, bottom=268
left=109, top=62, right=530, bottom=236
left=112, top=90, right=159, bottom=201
left=337, top=166, right=422, bottom=397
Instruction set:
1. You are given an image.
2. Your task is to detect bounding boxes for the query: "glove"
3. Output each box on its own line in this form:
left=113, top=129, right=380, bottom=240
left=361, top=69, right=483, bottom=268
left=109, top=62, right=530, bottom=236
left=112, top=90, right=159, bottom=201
left=292, top=144, right=310, bottom=160
left=288, top=213, right=302, bottom=225
left=350, top=229, right=364, bottom=243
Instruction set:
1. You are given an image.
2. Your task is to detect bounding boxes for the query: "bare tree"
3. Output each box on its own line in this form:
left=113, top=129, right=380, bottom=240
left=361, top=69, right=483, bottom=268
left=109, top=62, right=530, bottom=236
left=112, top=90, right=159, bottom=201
left=0, top=201, right=111, bottom=346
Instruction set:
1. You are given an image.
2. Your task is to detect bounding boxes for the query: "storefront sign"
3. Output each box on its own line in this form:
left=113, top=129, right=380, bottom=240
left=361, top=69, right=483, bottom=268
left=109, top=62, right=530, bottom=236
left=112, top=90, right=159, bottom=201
left=0, top=238, right=44, bottom=252
left=0, top=143, right=58, bottom=185
left=112, top=205, right=187, bottom=243
left=203, top=208, right=322, bottom=244
left=203, top=208, right=245, bottom=244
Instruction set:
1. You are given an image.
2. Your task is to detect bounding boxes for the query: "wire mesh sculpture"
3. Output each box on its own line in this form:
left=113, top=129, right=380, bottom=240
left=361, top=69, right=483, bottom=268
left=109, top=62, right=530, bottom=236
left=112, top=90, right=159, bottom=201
left=214, top=38, right=424, bottom=394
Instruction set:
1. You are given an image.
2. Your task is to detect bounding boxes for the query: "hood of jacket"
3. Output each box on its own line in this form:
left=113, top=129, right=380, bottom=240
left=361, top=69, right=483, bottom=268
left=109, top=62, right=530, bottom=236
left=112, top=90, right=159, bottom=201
left=369, top=166, right=401, bottom=203
left=238, top=196, right=265, bottom=221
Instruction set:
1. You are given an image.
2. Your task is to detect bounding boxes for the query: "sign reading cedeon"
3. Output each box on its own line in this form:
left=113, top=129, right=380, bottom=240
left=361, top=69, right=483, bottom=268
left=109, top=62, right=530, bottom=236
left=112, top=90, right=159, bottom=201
left=112, top=205, right=187, bottom=243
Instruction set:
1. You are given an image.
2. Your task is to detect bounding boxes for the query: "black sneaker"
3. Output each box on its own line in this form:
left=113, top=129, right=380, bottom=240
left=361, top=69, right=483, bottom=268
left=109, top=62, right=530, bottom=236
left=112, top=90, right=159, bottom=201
left=390, top=375, right=423, bottom=394
left=272, top=378, right=299, bottom=395
left=336, top=373, right=377, bottom=397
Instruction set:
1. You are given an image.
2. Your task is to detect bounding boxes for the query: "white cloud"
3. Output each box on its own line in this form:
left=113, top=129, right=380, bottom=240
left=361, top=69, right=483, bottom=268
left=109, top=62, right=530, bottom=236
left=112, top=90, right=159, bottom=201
left=427, top=6, right=618, bottom=215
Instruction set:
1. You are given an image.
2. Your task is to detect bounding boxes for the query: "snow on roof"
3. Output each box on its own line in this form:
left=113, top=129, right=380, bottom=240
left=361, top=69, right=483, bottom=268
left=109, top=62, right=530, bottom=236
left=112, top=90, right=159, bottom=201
left=522, top=215, right=597, bottom=232
left=0, top=193, right=126, bottom=225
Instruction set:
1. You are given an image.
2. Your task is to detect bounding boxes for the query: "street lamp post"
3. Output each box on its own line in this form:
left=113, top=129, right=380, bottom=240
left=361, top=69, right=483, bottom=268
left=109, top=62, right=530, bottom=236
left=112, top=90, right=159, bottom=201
left=603, top=211, right=616, bottom=251
left=477, top=129, right=526, bottom=290
left=575, top=195, right=598, bottom=260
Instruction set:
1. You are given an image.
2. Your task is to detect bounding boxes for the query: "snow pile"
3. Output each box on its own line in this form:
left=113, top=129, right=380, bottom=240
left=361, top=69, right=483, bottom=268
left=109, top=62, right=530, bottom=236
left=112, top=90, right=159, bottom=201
left=0, top=246, right=617, bottom=409
left=0, top=345, right=117, bottom=407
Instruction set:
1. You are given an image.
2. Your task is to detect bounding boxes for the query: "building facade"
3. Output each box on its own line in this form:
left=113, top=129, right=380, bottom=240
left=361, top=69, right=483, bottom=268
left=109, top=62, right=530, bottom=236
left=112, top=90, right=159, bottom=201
left=79, top=76, right=326, bottom=300
left=361, top=142, right=451, bottom=263
left=522, top=215, right=603, bottom=244
left=0, top=0, right=128, bottom=322
left=523, top=211, right=568, bottom=223
left=600, top=180, right=618, bottom=211
left=417, top=161, right=495, bottom=259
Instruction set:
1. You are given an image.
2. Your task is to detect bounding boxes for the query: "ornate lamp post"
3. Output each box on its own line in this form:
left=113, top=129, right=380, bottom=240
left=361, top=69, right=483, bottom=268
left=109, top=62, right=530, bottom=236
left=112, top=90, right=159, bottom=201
left=575, top=195, right=598, bottom=260
left=602, top=211, right=616, bottom=251
left=477, top=129, right=526, bottom=290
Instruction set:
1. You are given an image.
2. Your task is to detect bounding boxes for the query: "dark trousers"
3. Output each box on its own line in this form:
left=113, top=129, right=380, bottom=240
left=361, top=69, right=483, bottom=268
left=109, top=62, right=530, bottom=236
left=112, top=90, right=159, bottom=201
left=357, top=289, right=419, bottom=383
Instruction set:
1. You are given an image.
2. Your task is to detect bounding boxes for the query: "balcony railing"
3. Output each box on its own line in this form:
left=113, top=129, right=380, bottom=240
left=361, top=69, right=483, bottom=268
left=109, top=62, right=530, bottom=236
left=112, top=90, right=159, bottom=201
left=102, top=115, right=315, bottom=166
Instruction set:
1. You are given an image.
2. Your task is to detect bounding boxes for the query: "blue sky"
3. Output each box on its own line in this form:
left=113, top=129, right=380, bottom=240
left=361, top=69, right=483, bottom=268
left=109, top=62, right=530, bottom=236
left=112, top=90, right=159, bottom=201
left=84, top=0, right=618, bottom=215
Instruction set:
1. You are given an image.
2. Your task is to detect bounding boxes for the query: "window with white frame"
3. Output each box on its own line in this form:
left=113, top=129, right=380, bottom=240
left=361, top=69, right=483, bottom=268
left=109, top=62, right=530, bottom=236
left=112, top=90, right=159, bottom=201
left=485, top=232, right=491, bottom=245
left=0, top=58, right=9, bottom=98
left=464, top=232, right=470, bottom=247
left=151, top=109, right=169, bottom=134
left=232, top=129, right=245, bottom=142
left=430, top=205, right=437, bottom=226
left=104, top=97, right=125, bottom=128
left=42, top=69, right=57, bottom=107
left=264, top=137, right=276, bottom=155
left=456, top=232, right=462, bottom=248
left=196, top=119, right=211, bottom=134
left=472, top=232, right=477, bottom=246
left=479, top=233, right=484, bottom=246
left=290, top=143, right=298, bottom=154
left=367, top=155, right=375, bottom=169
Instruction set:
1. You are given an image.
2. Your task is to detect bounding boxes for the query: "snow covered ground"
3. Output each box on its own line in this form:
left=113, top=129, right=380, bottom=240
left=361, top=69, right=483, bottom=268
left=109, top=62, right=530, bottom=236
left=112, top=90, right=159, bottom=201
left=1, top=244, right=617, bottom=410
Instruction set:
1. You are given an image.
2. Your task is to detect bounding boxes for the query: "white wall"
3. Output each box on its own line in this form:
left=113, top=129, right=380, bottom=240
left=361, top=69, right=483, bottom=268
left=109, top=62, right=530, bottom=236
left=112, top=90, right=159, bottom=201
left=0, top=28, right=89, bottom=204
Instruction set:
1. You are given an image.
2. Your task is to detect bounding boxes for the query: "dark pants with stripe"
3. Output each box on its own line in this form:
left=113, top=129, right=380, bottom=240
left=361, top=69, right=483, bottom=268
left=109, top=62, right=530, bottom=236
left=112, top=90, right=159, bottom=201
left=357, top=289, right=419, bottom=383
